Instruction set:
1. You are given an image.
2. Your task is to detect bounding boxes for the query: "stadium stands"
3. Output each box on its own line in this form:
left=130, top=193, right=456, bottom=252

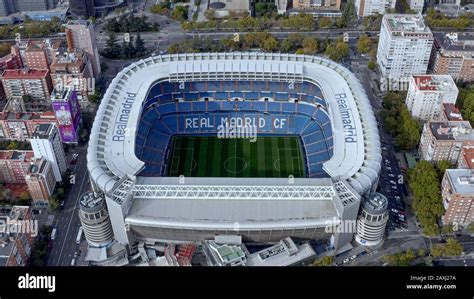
left=136, top=80, right=333, bottom=177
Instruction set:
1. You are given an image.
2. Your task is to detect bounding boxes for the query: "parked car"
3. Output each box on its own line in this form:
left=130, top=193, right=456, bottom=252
left=60, top=201, right=65, bottom=209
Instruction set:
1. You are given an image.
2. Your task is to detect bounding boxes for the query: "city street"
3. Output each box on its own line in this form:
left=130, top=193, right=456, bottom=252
left=46, top=144, right=91, bottom=266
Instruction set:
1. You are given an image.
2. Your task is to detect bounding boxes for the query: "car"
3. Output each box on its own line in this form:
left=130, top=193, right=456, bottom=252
left=394, top=196, right=401, bottom=200
left=71, top=258, right=76, bottom=266
left=390, top=208, right=399, bottom=213
left=73, top=153, right=79, bottom=159
left=391, top=185, right=397, bottom=189
left=381, top=146, right=387, bottom=150
left=386, top=167, right=392, bottom=170
left=60, top=201, right=65, bottom=209
left=390, top=180, right=397, bottom=185
left=388, top=174, right=395, bottom=177
left=74, top=251, right=78, bottom=258
left=350, top=254, right=357, bottom=260
left=343, top=258, right=350, bottom=263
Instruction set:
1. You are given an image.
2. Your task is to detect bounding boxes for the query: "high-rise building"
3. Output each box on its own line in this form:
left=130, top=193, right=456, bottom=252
left=65, top=20, right=101, bottom=79
left=0, top=0, right=57, bottom=16
left=407, top=0, right=424, bottom=13
left=25, top=157, right=56, bottom=207
left=30, top=124, right=66, bottom=182
left=354, top=0, right=396, bottom=17
left=0, top=150, right=34, bottom=184
left=419, top=120, right=474, bottom=164
left=0, top=111, right=58, bottom=141
left=24, top=42, right=50, bottom=71
left=430, top=33, right=474, bottom=83
left=377, top=14, right=433, bottom=79
left=51, top=88, right=82, bottom=144
left=405, top=75, right=459, bottom=121
left=441, top=169, right=474, bottom=227
left=69, top=0, right=124, bottom=18
left=1, top=69, right=53, bottom=101
left=0, top=206, right=36, bottom=266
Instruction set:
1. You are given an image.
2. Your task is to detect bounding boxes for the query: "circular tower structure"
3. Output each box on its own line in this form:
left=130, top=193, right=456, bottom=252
left=355, top=192, right=388, bottom=246
left=78, top=191, right=114, bottom=247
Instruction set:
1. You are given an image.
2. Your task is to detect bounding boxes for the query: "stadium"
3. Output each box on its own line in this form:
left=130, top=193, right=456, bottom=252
left=87, top=52, right=381, bottom=253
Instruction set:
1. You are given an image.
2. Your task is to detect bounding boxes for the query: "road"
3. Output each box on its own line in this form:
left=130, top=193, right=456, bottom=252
left=46, top=144, right=91, bottom=266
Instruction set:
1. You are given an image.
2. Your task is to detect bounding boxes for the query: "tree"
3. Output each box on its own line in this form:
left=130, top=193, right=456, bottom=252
left=134, top=32, right=147, bottom=57
left=367, top=60, right=376, bottom=71
left=312, top=256, right=333, bottom=266
left=302, top=37, right=319, bottom=54
left=100, top=62, right=109, bottom=73
left=48, top=196, right=59, bottom=211
left=318, top=17, right=331, bottom=28
left=324, top=38, right=349, bottom=62
left=383, top=249, right=416, bottom=266
left=204, top=10, right=215, bottom=20
left=102, top=32, right=121, bottom=59
left=262, top=36, right=278, bottom=52
left=356, top=35, right=372, bottom=54
left=0, top=42, right=10, bottom=56
left=430, top=238, right=463, bottom=258
left=171, top=6, right=188, bottom=22
left=436, top=160, right=452, bottom=181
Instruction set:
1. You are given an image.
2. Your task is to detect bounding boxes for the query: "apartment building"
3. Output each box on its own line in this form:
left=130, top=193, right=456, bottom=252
left=25, top=157, right=56, bottom=207
left=405, top=75, right=459, bottom=121
left=431, top=32, right=474, bottom=83
left=0, top=111, right=57, bottom=141
left=419, top=120, right=474, bottom=164
left=377, top=14, right=433, bottom=79
left=0, top=206, right=36, bottom=266
left=441, top=169, right=474, bottom=227
left=0, top=150, right=35, bottom=184
left=24, top=42, right=50, bottom=71
left=1, top=69, right=53, bottom=101
left=458, top=145, right=474, bottom=169
left=354, top=0, right=396, bottom=17
left=289, top=0, right=342, bottom=17
left=439, top=103, right=464, bottom=122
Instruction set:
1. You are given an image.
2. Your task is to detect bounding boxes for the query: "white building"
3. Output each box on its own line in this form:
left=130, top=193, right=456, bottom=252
left=377, top=14, right=433, bottom=79
left=30, top=124, right=66, bottom=182
left=407, top=0, right=424, bottom=13
left=354, top=0, right=396, bottom=17
left=406, top=75, right=459, bottom=121
left=65, top=20, right=101, bottom=79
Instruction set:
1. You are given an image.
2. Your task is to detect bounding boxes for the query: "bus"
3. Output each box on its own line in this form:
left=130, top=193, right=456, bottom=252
left=50, top=228, right=57, bottom=241
left=76, top=227, right=83, bottom=245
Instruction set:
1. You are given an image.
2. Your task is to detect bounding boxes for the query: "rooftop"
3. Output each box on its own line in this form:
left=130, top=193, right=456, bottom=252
left=2, top=69, right=49, bottom=79
left=442, top=103, right=463, bottom=121
left=446, top=169, right=474, bottom=195
left=32, top=123, right=55, bottom=139
left=384, top=14, right=432, bottom=35
left=362, top=192, right=388, bottom=214
left=0, top=150, right=34, bottom=162
left=460, top=145, right=474, bottom=169
left=434, top=32, right=474, bottom=54
left=430, top=121, right=474, bottom=141
left=412, top=75, right=458, bottom=92
left=209, top=0, right=250, bottom=11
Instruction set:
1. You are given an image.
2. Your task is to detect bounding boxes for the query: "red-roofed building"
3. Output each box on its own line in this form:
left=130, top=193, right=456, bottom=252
left=0, top=111, right=58, bottom=141
left=0, top=150, right=35, bottom=184
left=458, top=145, right=474, bottom=169
left=406, top=75, right=459, bottom=121
left=1, top=69, right=53, bottom=101
left=440, top=103, right=464, bottom=122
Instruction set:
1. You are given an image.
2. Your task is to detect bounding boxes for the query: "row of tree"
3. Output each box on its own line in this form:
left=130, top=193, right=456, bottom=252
left=167, top=33, right=349, bottom=62
left=426, top=8, right=473, bottom=29
left=100, top=32, right=148, bottom=60
left=105, top=15, right=159, bottom=33
left=408, top=160, right=451, bottom=236
left=456, top=86, right=474, bottom=126
left=430, top=238, right=463, bottom=258
left=0, top=17, right=63, bottom=38
left=0, top=140, right=32, bottom=151
left=380, top=92, right=421, bottom=150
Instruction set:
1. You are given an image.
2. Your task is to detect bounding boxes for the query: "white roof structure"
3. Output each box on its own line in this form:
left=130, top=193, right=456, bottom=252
left=87, top=53, right=381, bottom=197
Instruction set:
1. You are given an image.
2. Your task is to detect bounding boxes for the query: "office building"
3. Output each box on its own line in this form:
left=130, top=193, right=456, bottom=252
left=354, top=0, right=396, bottom=17
left=0, top=150, right=34, bottom=184
left=0, top=206, right=36, bottom=266
left=30, top=124, right=66, bottom=182
left=441, top=169, right=474, bottom=227
left=419, top=120, right=474, bottom=164
left=431, top=32, right=474, bottom=83
left=1, top=69, right=53, bottom=101
left=51, top=88, right=82, bottom=143
left=377, top=14, right=433, bottom=79
left=24, top=42, right=50, bottom=71
left=65, top=20, right=101, bottom=78
left=405, top=75, right=459, bottom=121
left=0, top=0, right=57, bottom=16
left=69, top=0, right=95, bottom=18
left=25, top=157, right=56, bottom=207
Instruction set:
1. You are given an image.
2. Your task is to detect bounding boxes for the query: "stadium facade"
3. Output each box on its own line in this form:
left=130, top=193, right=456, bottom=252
left=87, top=52, right=381, bottom=254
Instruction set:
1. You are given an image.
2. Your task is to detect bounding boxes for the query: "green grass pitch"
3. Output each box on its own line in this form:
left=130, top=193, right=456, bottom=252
left=166, top=136, right=306, bottom=178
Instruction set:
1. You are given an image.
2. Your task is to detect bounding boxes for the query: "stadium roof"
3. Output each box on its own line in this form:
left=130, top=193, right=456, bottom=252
left=87, top=52, right=381, bottom=196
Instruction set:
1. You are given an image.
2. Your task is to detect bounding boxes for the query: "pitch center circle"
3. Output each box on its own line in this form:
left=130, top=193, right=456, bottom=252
left=224, top=157, right=247, bottom=174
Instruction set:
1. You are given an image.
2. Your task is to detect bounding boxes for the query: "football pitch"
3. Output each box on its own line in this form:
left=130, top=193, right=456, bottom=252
left=166, top=136, right=306, bottom=178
